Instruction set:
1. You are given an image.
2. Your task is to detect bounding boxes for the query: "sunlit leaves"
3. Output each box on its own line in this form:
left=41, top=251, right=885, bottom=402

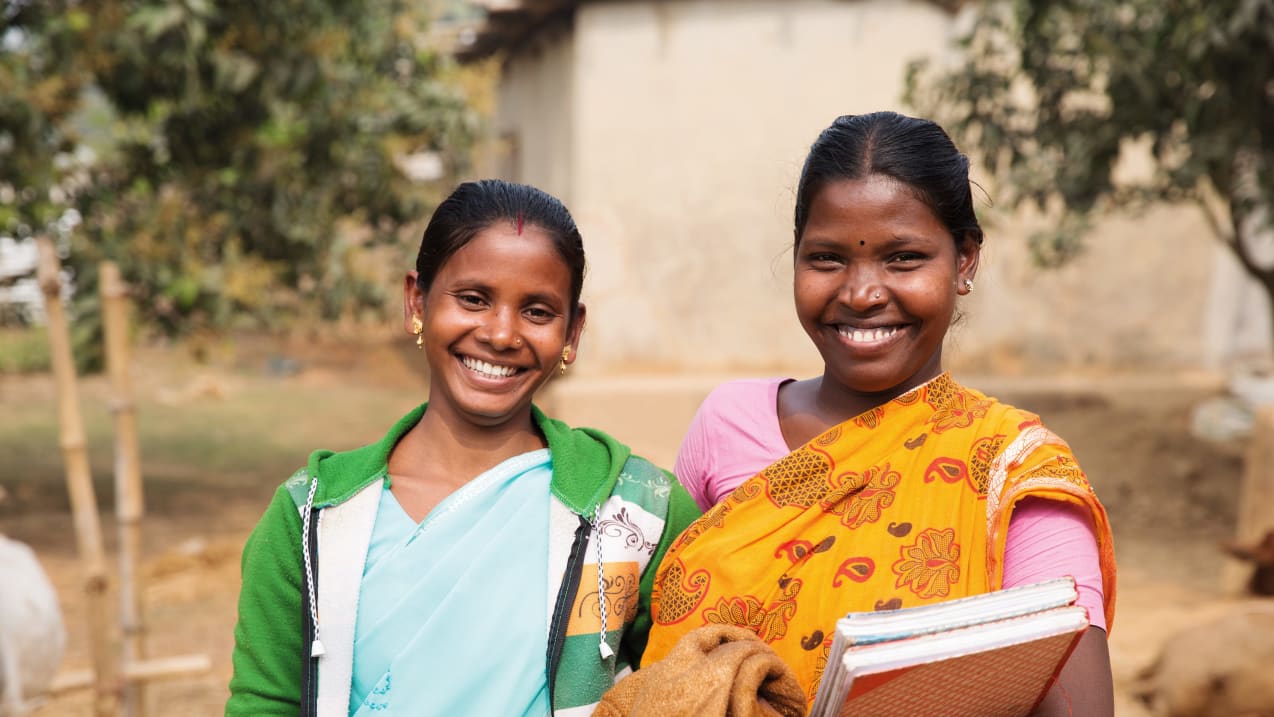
left=2, top=0, right=478, bottom=366
left=907, top=0, right=1273, bottom=276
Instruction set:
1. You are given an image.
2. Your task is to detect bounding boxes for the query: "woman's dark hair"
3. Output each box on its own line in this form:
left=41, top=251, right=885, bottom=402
left=793, top=112, right=984, bottom=248
left=415, top=179, right=586, bottom=319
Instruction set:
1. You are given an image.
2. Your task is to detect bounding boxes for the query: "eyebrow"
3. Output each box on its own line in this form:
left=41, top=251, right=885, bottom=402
left=883, top=233, right=939, bottom=246
left=798, top=236, right=846, bottom=250
left=521, top=291, right=568, bottom=309
left=451, top=279, right=568, bottom=309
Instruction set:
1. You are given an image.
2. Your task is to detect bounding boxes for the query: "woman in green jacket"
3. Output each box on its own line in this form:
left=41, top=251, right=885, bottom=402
left=226, top=180, right=701, bottom=717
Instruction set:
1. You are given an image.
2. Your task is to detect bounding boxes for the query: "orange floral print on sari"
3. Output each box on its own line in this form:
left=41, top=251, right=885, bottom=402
left=923, top=456, right=970, bottom=487
left=702, top=577, right=802, bottom=644
left=650, top=557, right=710, bottom=625
left=833, top=556, right=876, bottom=586
left=854, top=406, right=886, bottom=429
left=821, top=463, right=900, bottom=529
left=892, top=527, right=962, bottom=599
left=928, top=388, right=992, bottom=433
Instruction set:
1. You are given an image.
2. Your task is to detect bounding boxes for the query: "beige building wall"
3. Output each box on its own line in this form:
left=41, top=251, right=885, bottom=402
left=493, top=23, right=578, bottom=197
left=953, top=205, right=1216, bottom=371
left=570, top=0, right=962, bottom=375
left=490, top=0, right=1259, bottom=382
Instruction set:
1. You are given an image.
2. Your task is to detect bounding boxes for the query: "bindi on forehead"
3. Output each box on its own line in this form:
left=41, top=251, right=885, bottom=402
left=859, top=240, right=865, bottom=246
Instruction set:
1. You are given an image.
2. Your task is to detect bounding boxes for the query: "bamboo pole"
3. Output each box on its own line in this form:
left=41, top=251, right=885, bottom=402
left=36, top=238, right=120, bottom=717
left=100, top=262, right=146, bottom=717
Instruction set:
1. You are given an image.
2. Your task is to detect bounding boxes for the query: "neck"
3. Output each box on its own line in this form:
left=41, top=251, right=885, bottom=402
left=816, top=361, right=946, bottom=422
left=813, top=379, right=898, bottom=422
left=392, top=402, right=546, bottom=483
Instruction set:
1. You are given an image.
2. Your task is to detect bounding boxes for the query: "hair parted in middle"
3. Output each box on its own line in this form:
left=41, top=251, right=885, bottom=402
left=414, top=179, right=587, bottom=320
left=793, top=111, right=984, bottom=250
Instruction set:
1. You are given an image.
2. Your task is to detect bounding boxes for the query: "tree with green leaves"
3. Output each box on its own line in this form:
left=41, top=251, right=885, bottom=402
left=1, top=0, right=476, bottom=359
left=906, top=0, right=1273, bottom=344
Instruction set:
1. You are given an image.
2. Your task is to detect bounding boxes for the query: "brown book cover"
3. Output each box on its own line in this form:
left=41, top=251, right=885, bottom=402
left=835, top=621, right=1083, bottom=717
left=809, top=578, right=1087, bottom=717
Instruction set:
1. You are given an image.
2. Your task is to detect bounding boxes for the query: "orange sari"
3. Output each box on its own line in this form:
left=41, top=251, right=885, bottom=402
left=644, top=374, right=1115, bottom=702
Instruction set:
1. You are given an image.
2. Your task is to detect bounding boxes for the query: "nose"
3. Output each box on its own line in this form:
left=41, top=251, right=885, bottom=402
left=840, top=265, right=887, bottom=312
left=477, top=307, right=520, bottom=350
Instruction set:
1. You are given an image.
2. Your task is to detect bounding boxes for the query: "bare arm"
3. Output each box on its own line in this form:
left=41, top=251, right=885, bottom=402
left=1032, top=626, right=1113, bottom=717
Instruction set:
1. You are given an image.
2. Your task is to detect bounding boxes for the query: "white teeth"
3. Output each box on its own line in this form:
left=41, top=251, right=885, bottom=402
left=840, top=326, right=899, bottom=343
left=462, top=356, right=517, bottom=378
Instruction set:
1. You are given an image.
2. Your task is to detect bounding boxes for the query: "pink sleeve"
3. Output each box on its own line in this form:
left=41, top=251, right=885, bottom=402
left=674, top=379, right=791, bottom=511
left=1002, top=497, right=1107, bottom=631
left=674, top=399, right=715, bottom=511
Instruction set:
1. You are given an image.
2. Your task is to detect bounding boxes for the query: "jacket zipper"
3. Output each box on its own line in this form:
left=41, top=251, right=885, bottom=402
left=301, top=507, right=321, bottom=717
left=546, top=514, right=591, bottom=709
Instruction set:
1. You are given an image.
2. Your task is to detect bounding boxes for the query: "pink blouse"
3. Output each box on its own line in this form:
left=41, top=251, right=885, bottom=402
left=674, top=378, right=1107, bottom=630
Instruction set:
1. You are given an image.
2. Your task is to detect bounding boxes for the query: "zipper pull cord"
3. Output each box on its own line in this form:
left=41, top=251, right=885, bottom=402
left=594, top=504, right=614, bottom=660
left=301, top=477, right=325, bottom=658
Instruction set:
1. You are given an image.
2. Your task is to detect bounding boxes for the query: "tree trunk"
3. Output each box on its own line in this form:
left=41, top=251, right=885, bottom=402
left=1225, top=198, right=1274, bottom=356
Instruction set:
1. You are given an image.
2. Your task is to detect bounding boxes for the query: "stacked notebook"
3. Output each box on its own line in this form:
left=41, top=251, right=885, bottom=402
left=808, top=577, right=1088, bottom=717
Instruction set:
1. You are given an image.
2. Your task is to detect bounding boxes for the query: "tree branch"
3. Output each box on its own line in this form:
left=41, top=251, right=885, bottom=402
left=1227, top=197, right=1274, bottom=287
left=1194, top=194, right=1233, bottom=246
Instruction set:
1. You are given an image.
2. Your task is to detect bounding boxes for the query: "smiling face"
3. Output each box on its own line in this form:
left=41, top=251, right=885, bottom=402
left=404, top=222, right=584, bottom=431
left=794, top=174, right=979, bottom=403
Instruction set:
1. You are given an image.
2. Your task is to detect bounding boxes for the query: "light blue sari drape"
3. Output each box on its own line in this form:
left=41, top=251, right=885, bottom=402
left=350, top=449, right=552, bottom=716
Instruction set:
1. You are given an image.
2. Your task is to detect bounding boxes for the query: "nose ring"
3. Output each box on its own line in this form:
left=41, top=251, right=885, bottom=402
left=513, top=337, right=523, bottom=348
left=872, top=291, right=881, bottom=300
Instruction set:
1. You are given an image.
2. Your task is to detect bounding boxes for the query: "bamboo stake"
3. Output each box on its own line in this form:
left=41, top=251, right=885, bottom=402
left=36, top=238, right=120, bottom=717
left=100, top=262, right=146, bottom=717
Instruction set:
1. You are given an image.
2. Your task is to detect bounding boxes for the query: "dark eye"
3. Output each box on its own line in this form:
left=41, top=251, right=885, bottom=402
left=524, top=306, right=557, bottom=323
left=805, top=252, right=843, bottom=269
left=889, top=251, right=927, bottom=266
left=455, top=293, right=487, bottom=309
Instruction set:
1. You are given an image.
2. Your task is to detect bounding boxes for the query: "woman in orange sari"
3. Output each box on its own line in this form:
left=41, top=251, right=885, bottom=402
left=644, top=112, right=1116, bottom=716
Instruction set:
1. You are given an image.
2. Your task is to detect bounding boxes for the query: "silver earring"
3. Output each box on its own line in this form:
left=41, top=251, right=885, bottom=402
left=963, top=279, right=974, bottom=292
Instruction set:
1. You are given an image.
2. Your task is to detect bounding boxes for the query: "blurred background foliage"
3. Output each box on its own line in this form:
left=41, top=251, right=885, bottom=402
left=908, top=0, right=1274, bottom=337
left=1, top=0, right=480, bottom=368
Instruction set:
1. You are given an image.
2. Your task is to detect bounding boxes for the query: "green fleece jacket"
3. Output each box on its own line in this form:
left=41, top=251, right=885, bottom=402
left=226, top=404, right=700, bottom=716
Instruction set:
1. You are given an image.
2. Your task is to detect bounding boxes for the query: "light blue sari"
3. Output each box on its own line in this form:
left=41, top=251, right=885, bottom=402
left=350, top=449, right=552, bottom=716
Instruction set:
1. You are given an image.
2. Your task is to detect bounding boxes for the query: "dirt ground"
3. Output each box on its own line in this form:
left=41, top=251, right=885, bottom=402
left=0, top=338, right=1267, bottom=716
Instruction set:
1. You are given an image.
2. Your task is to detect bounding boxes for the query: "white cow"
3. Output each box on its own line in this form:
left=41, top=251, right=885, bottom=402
left=0, top=534, right=66, bottom=717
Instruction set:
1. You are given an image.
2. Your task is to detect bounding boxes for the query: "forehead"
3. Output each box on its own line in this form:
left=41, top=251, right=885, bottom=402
left=803, top=175, right=947, bottom=240
left=436, top=224, right=573, bottom=293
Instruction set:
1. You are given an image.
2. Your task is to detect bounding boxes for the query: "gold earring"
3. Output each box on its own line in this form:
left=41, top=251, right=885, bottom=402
left=412, top=315, right=424, bottom=349
left=559, top=347, right=571, bottom=376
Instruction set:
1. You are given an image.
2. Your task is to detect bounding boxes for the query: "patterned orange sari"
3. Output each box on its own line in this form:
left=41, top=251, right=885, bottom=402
left=644, top=374, right=1116, bottom=702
